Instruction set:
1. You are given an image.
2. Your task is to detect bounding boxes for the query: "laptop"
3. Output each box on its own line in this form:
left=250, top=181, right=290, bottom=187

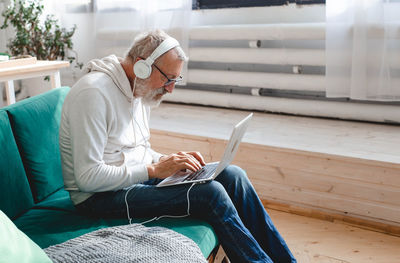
left=156, top=113, right=253, bottom=187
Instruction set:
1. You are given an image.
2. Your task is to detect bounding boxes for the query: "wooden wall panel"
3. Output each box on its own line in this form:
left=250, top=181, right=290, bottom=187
left=252, top=180, right=400, bottom=223
left=237, top=164, right=400, bottom=207
left=235, top=144, right=400, bottom=187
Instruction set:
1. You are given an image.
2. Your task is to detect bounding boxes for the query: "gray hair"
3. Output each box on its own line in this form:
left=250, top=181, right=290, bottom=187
left=126, top=29, right=188, bottom=63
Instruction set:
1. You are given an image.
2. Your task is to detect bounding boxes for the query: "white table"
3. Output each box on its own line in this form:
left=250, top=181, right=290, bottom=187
left=0, top=60, right=70, bottom=106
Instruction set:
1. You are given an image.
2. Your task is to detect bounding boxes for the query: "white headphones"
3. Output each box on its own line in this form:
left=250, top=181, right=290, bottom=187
left=133, top=37, right=180, bottom=79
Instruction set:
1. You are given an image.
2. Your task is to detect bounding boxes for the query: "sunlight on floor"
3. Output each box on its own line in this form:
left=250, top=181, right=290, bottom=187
left=269, top=210, right=400, bottom=263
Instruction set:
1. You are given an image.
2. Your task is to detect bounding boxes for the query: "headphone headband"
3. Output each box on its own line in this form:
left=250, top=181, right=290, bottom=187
left=146, top=38, right=179, bottom=65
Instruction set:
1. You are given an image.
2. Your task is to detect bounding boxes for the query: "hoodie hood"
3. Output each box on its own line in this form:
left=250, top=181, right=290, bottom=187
left=85, top=55, right=134, bottom=101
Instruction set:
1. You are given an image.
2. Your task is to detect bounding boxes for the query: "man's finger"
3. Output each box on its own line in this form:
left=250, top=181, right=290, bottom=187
left=186, top=154, right=202, bottom=170
left=187, top=151, right=206, bottom=166
left=178, top=161, right=197, bottom=172
left=176, top=152, right=202, bottom=170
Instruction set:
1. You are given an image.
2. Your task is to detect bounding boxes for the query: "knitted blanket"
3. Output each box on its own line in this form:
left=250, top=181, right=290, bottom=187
left=44, top=224, right=207, bottom=263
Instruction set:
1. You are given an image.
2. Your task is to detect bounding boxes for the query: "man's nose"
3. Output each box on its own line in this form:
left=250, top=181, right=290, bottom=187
left=164, top=83, right=175, bottom=93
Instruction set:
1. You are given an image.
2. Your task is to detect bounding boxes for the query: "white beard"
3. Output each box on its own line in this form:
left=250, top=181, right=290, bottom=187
left=143, top=87, right=166, bottom=108
left=135, top=80, right=167, bottom=108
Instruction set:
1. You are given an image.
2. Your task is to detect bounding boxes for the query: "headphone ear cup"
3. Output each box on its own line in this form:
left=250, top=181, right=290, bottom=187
left=134, top=60, right=152, bottom=79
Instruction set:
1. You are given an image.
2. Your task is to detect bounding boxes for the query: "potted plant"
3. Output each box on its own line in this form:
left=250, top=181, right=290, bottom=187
left=1, top=0, right=82, bottom=98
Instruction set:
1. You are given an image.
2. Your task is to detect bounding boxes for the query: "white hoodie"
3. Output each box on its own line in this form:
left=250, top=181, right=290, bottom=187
left=60, top=55, right=163, bottom=205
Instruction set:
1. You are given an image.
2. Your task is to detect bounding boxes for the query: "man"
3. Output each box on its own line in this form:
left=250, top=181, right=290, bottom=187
left=60, top=29, right=296, bottom=263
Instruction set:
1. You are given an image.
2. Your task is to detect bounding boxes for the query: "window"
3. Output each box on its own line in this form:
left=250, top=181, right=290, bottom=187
left=192, top=0, right=325, bottom=9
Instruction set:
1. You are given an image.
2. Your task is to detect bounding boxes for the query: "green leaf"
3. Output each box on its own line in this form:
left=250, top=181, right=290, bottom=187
left=1, top=0, right=81, bottom=66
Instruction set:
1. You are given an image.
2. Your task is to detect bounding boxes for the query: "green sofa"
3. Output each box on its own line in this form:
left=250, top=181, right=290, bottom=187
left=0, top=87, right=218, bottom=259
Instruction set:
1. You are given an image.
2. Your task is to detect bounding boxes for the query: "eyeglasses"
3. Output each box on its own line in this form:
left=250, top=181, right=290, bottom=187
left=138, top=57, right=183, bottom=86
left=153, top=64, right=183, bottom=86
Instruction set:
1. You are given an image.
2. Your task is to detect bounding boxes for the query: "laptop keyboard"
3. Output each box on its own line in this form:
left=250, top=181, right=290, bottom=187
left=183, top=162, right=219, bottom=182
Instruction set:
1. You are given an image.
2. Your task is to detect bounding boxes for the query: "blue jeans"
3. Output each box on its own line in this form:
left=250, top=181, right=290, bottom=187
left=76, top=165, right=296, bottom=263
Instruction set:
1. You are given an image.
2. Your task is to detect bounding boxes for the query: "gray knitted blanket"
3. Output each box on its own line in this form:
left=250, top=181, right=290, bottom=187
left=44, top=224, right=207, bottom=263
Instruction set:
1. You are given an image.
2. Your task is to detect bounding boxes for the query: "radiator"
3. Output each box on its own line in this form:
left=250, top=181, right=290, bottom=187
left=186, top=23, right=325, bottom=92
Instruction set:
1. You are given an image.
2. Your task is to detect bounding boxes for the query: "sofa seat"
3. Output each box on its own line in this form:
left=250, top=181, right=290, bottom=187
left=14, top=208, right=218, bottom=258
left=34, top=188, right=75, bottom=212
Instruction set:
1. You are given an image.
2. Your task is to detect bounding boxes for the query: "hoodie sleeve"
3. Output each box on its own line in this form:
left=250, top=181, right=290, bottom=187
left=68, top=88, right=148, bottom=193
left=148, top=147, right=164, bottom=163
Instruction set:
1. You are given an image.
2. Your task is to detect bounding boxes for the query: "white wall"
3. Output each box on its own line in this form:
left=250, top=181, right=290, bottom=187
left=58, top=13, right=96, bottom=86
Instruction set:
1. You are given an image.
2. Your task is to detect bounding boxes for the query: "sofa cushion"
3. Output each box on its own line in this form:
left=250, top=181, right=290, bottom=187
left=0, top=110, right=34, bottom=219
left=0, top=210, right=52, bottom=263
left=34, top=188, right=75, bottom=212
left=14, top=209, right=218, bottom=258
left=5, top=87, right=70, bottom=202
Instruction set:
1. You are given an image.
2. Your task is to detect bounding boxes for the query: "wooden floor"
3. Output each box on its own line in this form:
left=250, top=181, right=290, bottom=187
left=269, top=209, right=400, bottom=263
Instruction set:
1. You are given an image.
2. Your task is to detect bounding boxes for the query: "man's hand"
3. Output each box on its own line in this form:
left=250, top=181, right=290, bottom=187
left=147, top=151, right=206, bottom=179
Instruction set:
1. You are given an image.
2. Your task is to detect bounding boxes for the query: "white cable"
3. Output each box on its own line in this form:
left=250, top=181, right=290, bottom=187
left=126, top=78, right=197, bottom=225
left=125, top=182, right=197, bottom=225
left=125, top=186, right=136, bottom=225
left=126, top=76, right=150, bottom=223
left=132, top=104, right=149, bottom=163
left=129, top=77, right=149, bottom=157
left=125, top=77, right=196, bottom=225
left=130, top=77, right=138, bottom=147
